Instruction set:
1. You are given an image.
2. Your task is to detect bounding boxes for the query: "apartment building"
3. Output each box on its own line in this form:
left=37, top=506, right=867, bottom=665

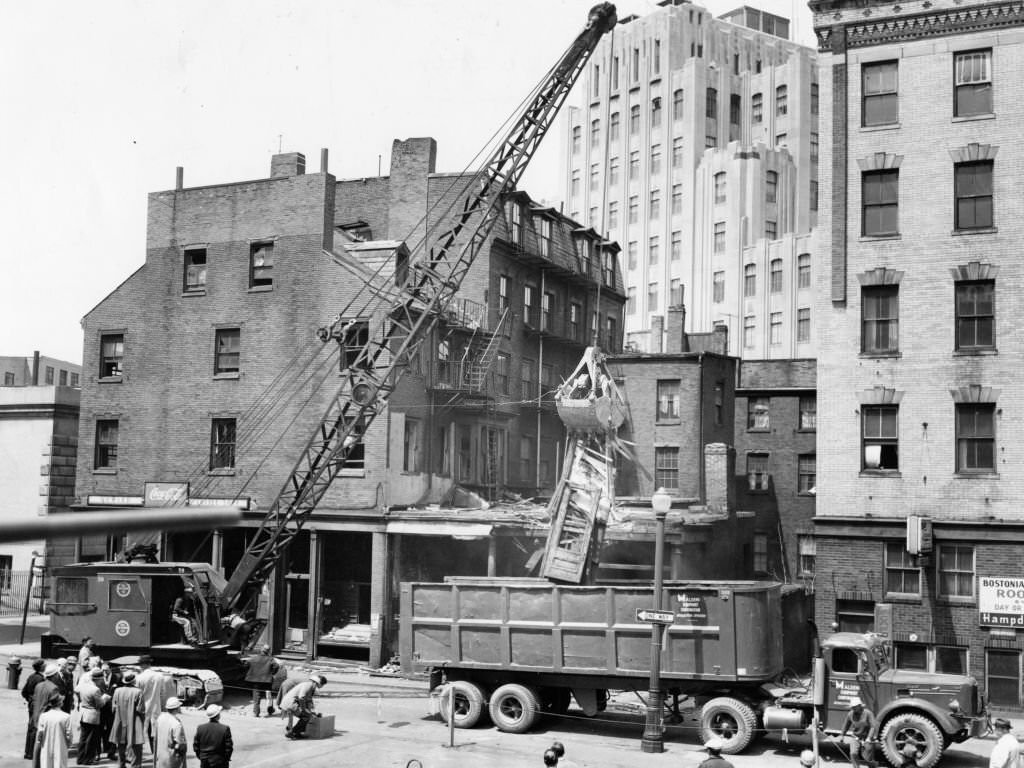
left=812, top=0, right=1024, bottom=705
left=564, top=0, right=818, bottom=357
left=0, top=353, right=81, bottom=388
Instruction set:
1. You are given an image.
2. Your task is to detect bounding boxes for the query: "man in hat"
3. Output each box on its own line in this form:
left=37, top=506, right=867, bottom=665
left=76, top=666, right=110, bottom=765
left=22, top=658, right=47, bottom=759
left=989, top=718, right=1020, bottom=768
left=110, top=671, right=144, bottom=768
left=279, top=674, right=327, bottom=739
left=136, top=654, right=174, bottom=758
left=698, top=737, right=735, bottom=768
left=154, top=697, right=187, bottom=768
left=840, top=697, right=878, bottom=768
left=193, top=704, right=233, bottom=768
left=58, top=657, right=76, bottom=713
left=242, top=644, right=278, bottom=717
left=799, top=749, right=817, bottom=766
left=171, top=586, right=199, bottom=644
left=97, top=662, right=122, bottom=761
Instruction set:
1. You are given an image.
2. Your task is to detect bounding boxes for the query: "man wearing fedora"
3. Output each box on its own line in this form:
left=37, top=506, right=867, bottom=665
left=989, top=718, right=1020, bottom=768
left=698, top=737, right=735, bottom=768
left=154, top=697, right=188, bottom=768
left=193, top=704, right=233, bottom=768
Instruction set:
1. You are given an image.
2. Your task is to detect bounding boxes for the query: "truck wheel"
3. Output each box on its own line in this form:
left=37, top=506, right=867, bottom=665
left=880, top=713, right=943, bottom=768
left=439, top=681, right=487, bottom=729
left=700, top=697, right=757, bottom=754
left=488, top=683, right=541, bottom=733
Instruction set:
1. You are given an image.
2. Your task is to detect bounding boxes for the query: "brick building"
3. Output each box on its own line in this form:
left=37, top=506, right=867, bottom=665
left=563, top=0, right=819, bottom=357
left=811, top=0, right=1024, bottom=705
left=0, top=353, right=81, bottom=388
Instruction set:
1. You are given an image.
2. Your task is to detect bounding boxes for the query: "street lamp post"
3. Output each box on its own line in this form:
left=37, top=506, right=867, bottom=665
left=641, top=487, right=672, bottom=753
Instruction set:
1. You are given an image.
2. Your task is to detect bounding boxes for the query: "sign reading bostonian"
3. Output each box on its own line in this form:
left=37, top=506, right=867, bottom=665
left=979, top=577, right=1024, bottom=628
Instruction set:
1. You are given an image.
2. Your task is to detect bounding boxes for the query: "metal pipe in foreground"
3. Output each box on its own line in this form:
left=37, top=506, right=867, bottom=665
left=0, top=506, right=242, bottom=543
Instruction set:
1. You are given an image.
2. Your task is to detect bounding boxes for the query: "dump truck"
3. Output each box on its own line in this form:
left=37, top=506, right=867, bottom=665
left=401, top=578, right=987, bottom=768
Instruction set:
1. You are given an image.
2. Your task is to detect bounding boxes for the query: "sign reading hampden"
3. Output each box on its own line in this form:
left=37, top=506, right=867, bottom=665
left=979, top=577, right=1024, bottom=628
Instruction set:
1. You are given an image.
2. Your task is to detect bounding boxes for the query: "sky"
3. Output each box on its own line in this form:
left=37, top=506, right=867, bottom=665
left=0, top=0, right=814, bottom=364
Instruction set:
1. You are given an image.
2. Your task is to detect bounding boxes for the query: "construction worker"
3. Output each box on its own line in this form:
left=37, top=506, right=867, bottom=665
left=839, top=697, right=878, bottom=768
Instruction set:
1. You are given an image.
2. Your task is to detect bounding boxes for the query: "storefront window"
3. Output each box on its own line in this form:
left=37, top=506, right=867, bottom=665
left=317, top=532, right=373, bottom=659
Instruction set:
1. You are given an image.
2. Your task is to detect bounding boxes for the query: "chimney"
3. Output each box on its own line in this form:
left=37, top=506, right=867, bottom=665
left=32, top=351, right=40, bottom=385
left=704, top=443, right=735, bottom=512
left=320, top=148, right=329, bottom=173
left=175, top=167, right=184, bottom=190
left=666, top=306, right=686, bottom=352
left=388, top=138, right=438, bottom=244
left=650, top=316, right=664, bottom=353
left=712, top=322, right=729, bottom=354
left=271, top=152, right=306, bottom=178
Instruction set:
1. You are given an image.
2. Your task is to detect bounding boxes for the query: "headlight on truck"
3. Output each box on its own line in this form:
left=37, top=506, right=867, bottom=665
left=948, top=699, right=961, bottom=713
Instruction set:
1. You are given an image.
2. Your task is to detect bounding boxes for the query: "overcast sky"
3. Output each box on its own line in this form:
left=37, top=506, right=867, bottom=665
left=0, top=0, right=813, bottom=364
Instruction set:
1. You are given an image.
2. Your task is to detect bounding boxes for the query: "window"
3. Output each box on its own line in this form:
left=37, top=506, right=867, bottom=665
left=649, top=190, right=660, bottom=219
left=956, top=280, right=994, bottom=350
left=884, top=541, right=920, bottom=595
left=752, top=92, right=763, bottom=123
left=672, top=137, right=684, bottom=168
left=753, top=533, right=769, bottom=572
left=403, top=418, right=422, bottom=472
left=341, top=416, right=366, bottom=471
left=836, top=600, right=875, bottom=634
left=609, top=111, right=620, bottom=143
left=541, top=292, right=554, bottom=332
left=653, top=39, right=661, bottom=76
left=811, top=180, right=819, bottom=212
left=630, top=105, right=640, bottom=136
left=863, top=405, right=899, bottom=471
left=656, top=380, right=680, bottom=421
left=810, top=132, right=819, bottom=162
left=811, top=82, right=819, bottom=115
left=938, top=544, right=975, bottom=598
left=648, top=282, right=659, bottom=312
left=800, top=396, right=817, bottom=430
left=747, top=452, right=770, bottom=491
left=495, top=353, right=510, bottom=394
left=713, top=271, right=725, bottom=303
left=671, top=231, right=681, bottom=261
left=588, top=207, right=598, bottom=228
left=4, top=372, right=13, bottom=386
left=58, top=369, right=67, bottom=385
left=44, top=366, right=54, bottom=385
left=936, top=646, right=967, bottom=674
left=955, top=50, right=992, bottom=117
left=706, top=134, right=717, bottom=149
left=770, top=259, right=783, bottom=293
left=70, top=373, right=79, bottom=387
left=590, top=118, right=600, bottom=149
left=572, top=126, right=581, bottom=155
left=627, top=287, right=637, bottom=315
left=602, top=251, right=615, bottom=286
left=605, top=316, right=617, bottom=350
left=744, top=264, right=756, bottom=296
left=671, top=185, right=682, bottom=215
left=747, top=397, right=769, bottom=430
left=627, top=240, right=637, bottom=269
left=713, top=380, right=724, bottom=426
left=670, top=278, right=683, bottom=306
left=521, top=358, right=536, bottom=395
left=589, top=164, right=599, bottom=192
left=209, top=417, right=237, bottom=470
left=673, top=88, right=684, bottom=121
left=629, top=151, right=640, bottom=181
left=570, top=170, right=580, bottom=198
left=569, top=303, right=581, bottom=340
left=592, top=64, right=600, bottom=98
left=987, top=650, right=1021, bottom=707
left=608, top=201, right=619, bottom=229
left=184, top=247, right=207, bottom=291
left=743, top=315, right=755, bottom=347
left=798, top=535, right=816, bottom=576
left=498, top=274, right=509, bottom=312
left=648, top=236, right=659, bottom=265
left=214, top=328, right=240, bottom=375
left=895, top=644, right=928, bottom=671
left=706, top=87, right=717, bottom=119
left=249, top=241, right=274, bottom=288
left=94, top=419, right=119, bottom=470
left=775, top=133, right=787, bottom=147
left=776, top=85, right=788, bottom=116
left=538, top=218, right=552, bottom=258
left=628, top=195, right=639, bottom=224
left=519, top=435, right=536, bottom=480
left=863, top=61, right=898, bottom=126
left=863, top=169, right=899, bottom=236
left=798, top=454, right=816, bottom=494
left=954, top=161, right=993, bottom=230
left=100, top=333, right=124, bottom=378
left=729, top=94, right=741, bottom=133
left=631, top=46, right=639, bottom=83
left=862, top=285, right=899, bottom=354
left=339, top=320, right=370, bottom=369
left=651, top=97, right=662, bottom=127
left=714, top=172, right=726, bottom=204
left=655, top=446, right=679, bottom=490
left=507, top=201, right=522, bottom=243
left=770, top=312, right=782, bottom=345
left=957, top=403, right=995, bottom=473
left=608, top=157, right=619, bottom=186
left=765, top=221, right=777, bottom=239
left=611, top=55, right=619, bottom=89
left=798, top=253, right=811, bottom=288
left=766, top=171, right=778, bottom=203
left=523, top=284, right=536, bottom=325
left=650, top=145, right=662, bottom=175
left=797, top=308, right=810, bottom=342
left=714, top=222, right=726, bottom=253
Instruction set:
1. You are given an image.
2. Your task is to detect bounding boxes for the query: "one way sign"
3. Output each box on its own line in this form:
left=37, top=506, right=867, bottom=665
left=636, top=608, right=675, bottom=624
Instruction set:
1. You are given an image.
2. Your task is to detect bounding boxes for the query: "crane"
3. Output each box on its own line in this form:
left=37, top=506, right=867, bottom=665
left=219, top=3, right=619, bottom=614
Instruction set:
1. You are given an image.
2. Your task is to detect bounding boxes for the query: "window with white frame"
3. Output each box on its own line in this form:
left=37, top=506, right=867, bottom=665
left=798, top=453, right=816, bottom=494
left=608, top=157, right=619, bottom=186
left=770, top=312, right=782, bottom=345
left=648, top=236, right=659, bottom=265
left=670, top=278, right=683, bottom=306
left=770, top=258, right=783, bottom=293
left=249, top=241, right=274, bottom=288
left=862, top=285, right=899, bottom=354
left=797, top=308, right=811, bottom=343
left=884, top=541, right=920, bottom=596
left=672, top=137, right=684, bottom=168
left=798, top=535, right=816, bottom=576
left=672, top=185, right=682, bottom=215
left=671, top=230, right=682, bottom=261
left=799, top=395, right=817, bottom=430
left=776, top=84, right=788, bottom=116
left=956, top=403, right=995, bottom=473
left=648, top=282, right=659, bottom=312
left=955, top=280, right=994, bottom=350
left=714, top=172, right=726, bottom=204
left=628, top=240, right=638, bottom=269
left=863, top=60, right=898, bottom=126
left=938, top=543, right=975, bottom=598
left=752, top=92, right=763, bottom=123
left=649, top=189, right=660, bottom=219
left=798, top=253, right=811, bottom=288
left=627, top=287, right=636, bottom=315
left=651, top=97, right=662, bottom=127
left=655, top=446, right=679, bottom=490
left=766, top=171, right=778, bottom=204
left=954, top=49, right=992, bottom=117
left=747, top=453, right=770, bottom=491
left=209, top=417, right=237, bottom=471
left=214, top=328, right=240, bottom=375
left=94, top=419, right=119, bottom=470
left=743, top=315, right=755, bottom=348
left=656, top=380, right=680, bottom=422
left=744, top=264, right=756, bottom=296
left=747, top=397, right=769, bottom=430
left=673, top=88, right=684, bottom=121
left=609, top=111, right=620, bottom=141
left=863, top=405, right=899, bottom=471
left=184, top=247, right=207, bottom=292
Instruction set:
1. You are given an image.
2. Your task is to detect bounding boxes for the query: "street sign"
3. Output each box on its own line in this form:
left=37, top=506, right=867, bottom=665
left=636, top=608, right=675, bottom=624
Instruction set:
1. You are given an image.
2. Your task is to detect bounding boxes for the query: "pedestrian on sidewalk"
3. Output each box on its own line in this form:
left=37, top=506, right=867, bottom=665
left=137, top=654, right=174, bottom=758
left=110, top=671, right=144, bottom=768
left=989, top=718, right=1020, bottom=768
left=30, top=665, right=63, bottom=759
left=78, top=638, right=96, bottom=669
left=698, top=737, right=735, bottom=768
left=193, top=704, right=233, bottom=768
left=154, top=697, right=188, bottom=768
left=269, top=658, right=287, bottom=717
left=76, top=667, right=109, bottom=765
left=98, top=662, right=121, bottom=761
left=241, top=645, right=278, bottom=717
left=35, top=692, right=73, bottom=768
left=22, top=658, right=47, bottom=760
left=57, top=658, right=75, bottom=714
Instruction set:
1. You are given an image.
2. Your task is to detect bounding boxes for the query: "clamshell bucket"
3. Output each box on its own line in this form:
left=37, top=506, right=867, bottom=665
left=556, top=393, right=625, bottom=432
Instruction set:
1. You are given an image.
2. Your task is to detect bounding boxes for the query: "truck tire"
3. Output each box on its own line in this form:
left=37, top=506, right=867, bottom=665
left=880, top=713, right=943, bottom=768
left=489, top=683, right=541, bottom=733
left=439, top=681, right=487, bottom=729
left=700, top=697, right=758, bottom=754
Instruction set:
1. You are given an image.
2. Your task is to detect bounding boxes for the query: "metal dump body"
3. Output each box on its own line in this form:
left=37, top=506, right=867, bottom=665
left=401, top=578, right=783, bottom=683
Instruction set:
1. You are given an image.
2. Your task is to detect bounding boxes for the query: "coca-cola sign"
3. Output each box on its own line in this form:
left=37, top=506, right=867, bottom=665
left=144, top=482, right=189, bottom=507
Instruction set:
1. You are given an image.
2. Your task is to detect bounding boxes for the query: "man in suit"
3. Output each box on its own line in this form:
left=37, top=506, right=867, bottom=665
left=193, top=704, right=233, bottom=768
left=21, top=658, right=47, bottom=760
left=110, top=671, right=144, bottom=768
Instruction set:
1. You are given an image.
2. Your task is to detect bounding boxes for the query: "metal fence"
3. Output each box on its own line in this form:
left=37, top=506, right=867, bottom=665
left=0, top=570, right=46, bottom=618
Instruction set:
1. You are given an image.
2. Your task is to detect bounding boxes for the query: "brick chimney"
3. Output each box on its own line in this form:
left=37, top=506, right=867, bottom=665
left=704, top=443, right=735, bottom=512
left=271, top=152, right=306, bottom=178
left=712, top=323, right=729, bottom=354
left=665, top=306, right=686, bottom=353
left=388, top=138, right=437, bottom=246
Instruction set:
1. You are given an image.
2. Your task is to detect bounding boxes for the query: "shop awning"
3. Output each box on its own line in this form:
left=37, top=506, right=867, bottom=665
left=385, top=521, right=493, bottom=539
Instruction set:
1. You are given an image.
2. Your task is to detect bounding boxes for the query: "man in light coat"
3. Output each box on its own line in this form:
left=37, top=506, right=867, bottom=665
left=154, top=697, right=188, bottom=768
left=76, top=667, right=109, bottom=765
left=110, top=671, right=144, bottom=768
left=136, top=655, right=173, bottom=757
left=280, top=674, right=326, bottom=739
left=989, top=718, right=1020, bottom=768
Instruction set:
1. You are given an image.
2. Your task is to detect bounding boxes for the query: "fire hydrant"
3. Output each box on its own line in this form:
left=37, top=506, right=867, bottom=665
left=6, top=657, right=22, bottom=690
